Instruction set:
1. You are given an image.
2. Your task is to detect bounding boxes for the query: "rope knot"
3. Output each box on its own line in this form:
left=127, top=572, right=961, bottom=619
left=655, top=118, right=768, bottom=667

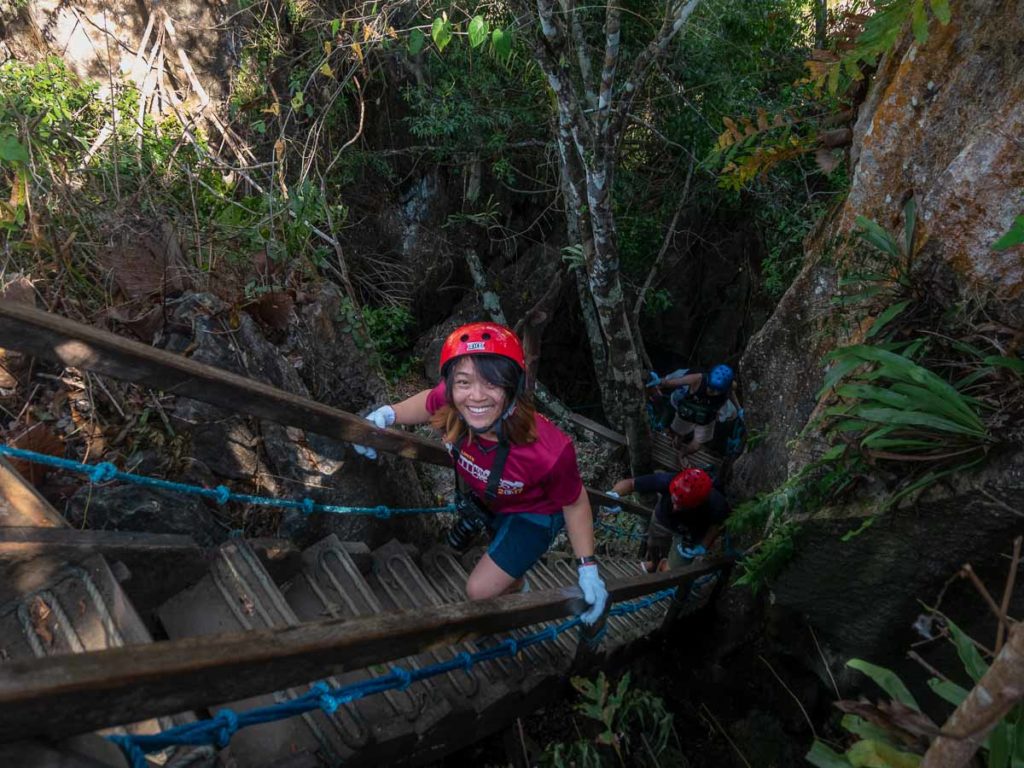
left=311, top=681, right=338, bottom=714
left=502, top=637, right=519, bottom=657
left=212, top=708, right=239, bottom=747
left=301, top=498, right=315, bottom=515
left=391, top=665, right=412, bottom=690
left=456, top=651, right=473, bottom=671
left=89, top=462, right=118, bottom=483
left=214, top=485, right=231, bottom=505
left=373, top=505, right=391, bottom=519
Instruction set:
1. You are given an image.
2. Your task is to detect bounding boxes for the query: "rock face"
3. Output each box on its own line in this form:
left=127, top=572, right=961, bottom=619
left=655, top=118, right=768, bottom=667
left=734, top=0, right=1024, bottom=669
left=843, top=1, right=1024, bottom=313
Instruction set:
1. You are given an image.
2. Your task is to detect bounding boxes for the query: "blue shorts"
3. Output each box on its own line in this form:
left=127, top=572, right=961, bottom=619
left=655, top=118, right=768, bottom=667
left=486, top=512, right=565, bottom=579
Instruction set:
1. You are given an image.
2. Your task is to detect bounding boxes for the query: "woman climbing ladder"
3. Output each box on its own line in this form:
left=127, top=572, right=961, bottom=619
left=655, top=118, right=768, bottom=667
left=354, top=322, right=608, bottom=624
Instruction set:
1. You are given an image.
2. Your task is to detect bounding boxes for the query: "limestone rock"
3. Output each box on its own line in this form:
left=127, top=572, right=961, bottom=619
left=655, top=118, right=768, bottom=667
left=66, top=485, right=225, bottom=548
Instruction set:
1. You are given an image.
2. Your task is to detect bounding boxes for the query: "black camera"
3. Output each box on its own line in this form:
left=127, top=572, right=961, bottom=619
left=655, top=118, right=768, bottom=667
left=447, top=491, right=493, bottom=552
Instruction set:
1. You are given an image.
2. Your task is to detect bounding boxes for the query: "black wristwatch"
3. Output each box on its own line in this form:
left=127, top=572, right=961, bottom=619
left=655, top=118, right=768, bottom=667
left=578, top=555, right=599, bottom=567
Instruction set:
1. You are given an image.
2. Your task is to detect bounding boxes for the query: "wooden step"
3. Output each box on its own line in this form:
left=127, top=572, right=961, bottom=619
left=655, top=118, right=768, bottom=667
left=157, top=538, right=366, bottom=767
left=650, top=431, right=724, bottom=474
left=283, top=535, right=451, bottom=759
left=367, top=540, right=510, bottom=716
left=419, top=545, right=557, bottom=682
left=0, top=554, right=196, bottom=763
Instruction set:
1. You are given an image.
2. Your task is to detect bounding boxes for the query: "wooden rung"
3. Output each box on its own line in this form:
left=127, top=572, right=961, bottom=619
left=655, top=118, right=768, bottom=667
left=0, top=458, right=66, bottom=529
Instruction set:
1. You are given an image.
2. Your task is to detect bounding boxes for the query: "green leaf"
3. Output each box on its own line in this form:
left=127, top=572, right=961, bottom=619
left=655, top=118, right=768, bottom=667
left=990, top=722, right=1011, bottom=768
left=1010, top=706, right=1024, bottom=767
left=468, top=15, right=489, bottom=48
left=846, top=739, right=921, bottom=768
left=846, top=405, right=986, bottom=438
left=927, top=676, right=969, bottom=707
left=839, top=345, right=983, bottom=427
left=985, top=355, right=1024, bottom=374
left=946, top=617, right=989, bottom=682
left=821, top=444, right=847, bottom=461
left=842, top=714, right=898, bottom=744
left=807, top=740, right=853, bottom=768
left=929, top=0, right=951, bottom=24
left=911, top=0, right=929, bottom=43
left=819, top=353, right=867, bottom=397
left=827, top=61, right=841, bottom=94
left=330, top=18, right=340, bottom=37
left=841, top=516, right=875, bottom=541
left=855, top=216, right=902, bottom=259
left=408, top=28, right=425, bottom=55
left=0, top=134, right=29, bottom=165
left=491, top=27, right=512, bottom=60
left=847, top=659, right=920, bottom=710
left=290, top=91, right=304, bottom=111
left=431, top=17, right=453, bottom=52
left=867, top=301, right=911, bottom=339
left=903, top=198, right=917, bottom=254
left=886, top=382, right=985, bottom=431
left=836, top=383, right=916, bottom=411
left=993, top=215, right=1024, bottom=251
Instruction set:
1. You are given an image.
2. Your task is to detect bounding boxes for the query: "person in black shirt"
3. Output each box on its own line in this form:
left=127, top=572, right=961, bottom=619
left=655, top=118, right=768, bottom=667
left=610, top=468, right=730, bottom=572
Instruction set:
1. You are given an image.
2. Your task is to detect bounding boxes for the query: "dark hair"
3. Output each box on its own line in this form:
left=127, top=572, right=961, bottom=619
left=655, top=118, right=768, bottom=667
left=431, top=355, right=537, bottom=445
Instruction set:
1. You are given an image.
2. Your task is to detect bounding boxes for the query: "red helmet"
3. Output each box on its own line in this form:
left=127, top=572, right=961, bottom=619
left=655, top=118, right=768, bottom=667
left=440, top=322, right=525, bottom=373
left=669, top=468, right=713, bottom=509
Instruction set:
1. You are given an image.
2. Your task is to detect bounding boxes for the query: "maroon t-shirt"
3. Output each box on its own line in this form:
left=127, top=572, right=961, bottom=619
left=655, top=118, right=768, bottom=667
left=426, top=382, right=584, bottom=516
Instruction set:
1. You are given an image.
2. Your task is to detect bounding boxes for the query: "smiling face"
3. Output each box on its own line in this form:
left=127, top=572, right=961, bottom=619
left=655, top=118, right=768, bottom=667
left=451, top=357, right=508, bottom=436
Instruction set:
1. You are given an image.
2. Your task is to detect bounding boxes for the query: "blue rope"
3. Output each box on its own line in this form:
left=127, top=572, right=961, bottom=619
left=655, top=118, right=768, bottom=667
left=0, top=444, right=455, bottom=519
left=594, top=519, right=645, bottom=542
left=108, top=588, right=680, bottom=766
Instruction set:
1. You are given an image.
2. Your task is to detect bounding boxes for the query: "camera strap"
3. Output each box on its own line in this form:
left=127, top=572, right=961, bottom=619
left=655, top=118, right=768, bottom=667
left=450, top=430, right=511, bottom=504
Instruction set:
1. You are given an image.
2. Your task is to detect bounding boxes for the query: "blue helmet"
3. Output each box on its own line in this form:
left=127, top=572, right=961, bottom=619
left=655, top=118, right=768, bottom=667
left=708, top=364, right=734, bottom=392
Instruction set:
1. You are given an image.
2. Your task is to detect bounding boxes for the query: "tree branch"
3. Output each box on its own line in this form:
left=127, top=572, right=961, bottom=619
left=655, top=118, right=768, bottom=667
left=611, top=0, right=703, bottom=147
left=921, top=622, right=1024, bottom=768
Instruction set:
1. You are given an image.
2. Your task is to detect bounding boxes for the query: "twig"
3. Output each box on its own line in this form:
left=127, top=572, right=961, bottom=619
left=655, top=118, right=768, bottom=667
left=699, top=703, right=752, bottom=768
left=809, top=625, right=840, bottom=698
left=907, top=650, right=955, bottom=685
left=979, top=487, right=1024, bottom=518
left=959, top=564, right=1015, bottom=627
left=758, top=654, right=818, bottom=739
left=996, top=537, right=1022, bottom=653
left=87, top=372, right=125, bottom=419
left=515, top=717, right=530, bottom=768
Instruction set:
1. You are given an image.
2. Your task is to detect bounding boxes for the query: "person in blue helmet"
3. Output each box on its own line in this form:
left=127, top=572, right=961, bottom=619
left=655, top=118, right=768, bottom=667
left=648, top=364, right=742, bottom=459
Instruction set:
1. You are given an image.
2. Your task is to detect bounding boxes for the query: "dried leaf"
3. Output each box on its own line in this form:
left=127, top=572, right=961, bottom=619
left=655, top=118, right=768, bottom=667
left=29, top=596, right=54, bottom=647
left=9, top=424, right=63, bottom=485
left=815, top=147, right=842, bottom=173
left=836, top=699, right=936, bottom=746
left=723, top=116, right=744, bottom=142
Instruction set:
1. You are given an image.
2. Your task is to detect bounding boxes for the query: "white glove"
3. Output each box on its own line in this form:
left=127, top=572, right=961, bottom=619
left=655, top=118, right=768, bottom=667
left=577, top=564, right=608, bottom=625
left=603, top=490, right=623, bottom=514
left=352, top=405, right=395, bottom=460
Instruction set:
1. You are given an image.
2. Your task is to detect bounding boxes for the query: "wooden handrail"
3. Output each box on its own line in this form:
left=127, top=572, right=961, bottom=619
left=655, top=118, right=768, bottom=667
left=0, top=302, right=448, bottom=463
left=0, top=304, right=653, bottom=517
left=0, top=558, right=727, bottom=741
